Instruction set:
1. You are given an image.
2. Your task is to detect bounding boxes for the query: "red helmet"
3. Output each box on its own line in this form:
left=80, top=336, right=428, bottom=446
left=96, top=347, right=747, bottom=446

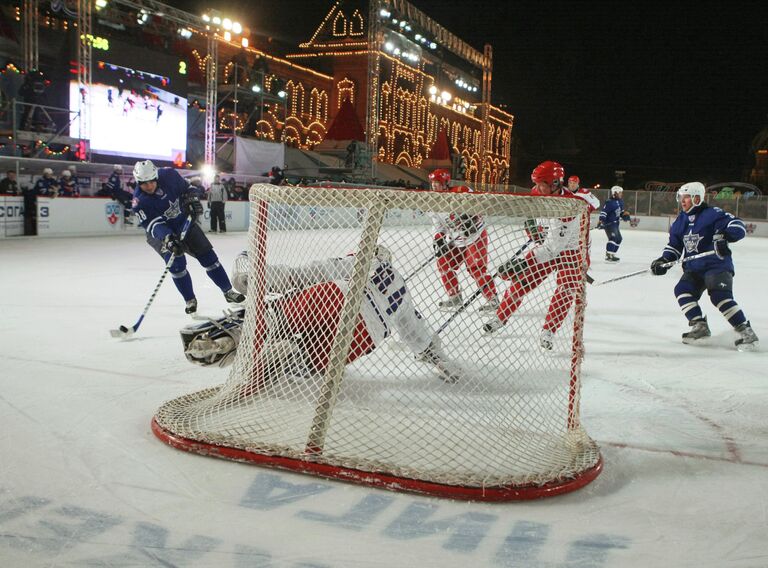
left=429, top=169, right=451, bottom=186
left=531, top=161, right=565, bottom=188
left=568, top=175, right=580, bottom=185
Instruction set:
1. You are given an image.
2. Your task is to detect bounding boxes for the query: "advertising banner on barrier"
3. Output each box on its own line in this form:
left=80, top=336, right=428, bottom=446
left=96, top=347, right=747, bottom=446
left=0, top=196, right=25, bottom=238
left=35, top=197, right=250, bottom=237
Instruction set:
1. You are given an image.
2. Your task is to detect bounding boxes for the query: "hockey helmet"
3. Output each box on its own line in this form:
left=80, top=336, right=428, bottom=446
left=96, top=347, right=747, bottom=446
left=133, top=159, right=159, bottom=183
left=180, top=309, right=245, bottom=367
left=62, top=169, right=72, bottom=178
left=610, top=185, right=624, bottom=197
left=429, top=169, right=451, bottom=190
left=676, top=181, right=706, bottom=210
left=568, top=175, right=580, bottom=185
left=531, top=161, right=565, bottom=189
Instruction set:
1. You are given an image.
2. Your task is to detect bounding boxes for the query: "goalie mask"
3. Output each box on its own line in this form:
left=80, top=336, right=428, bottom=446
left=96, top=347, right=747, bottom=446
left=180, top=309, right=245, bottom=367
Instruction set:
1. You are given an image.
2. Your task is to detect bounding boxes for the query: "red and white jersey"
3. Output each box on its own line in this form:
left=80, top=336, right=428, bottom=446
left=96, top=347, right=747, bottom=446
left=431, top=185, right=485, bottom=247
left=264, top=255, right=433, bottom=354
left=530, top=190, right=599, bottom=264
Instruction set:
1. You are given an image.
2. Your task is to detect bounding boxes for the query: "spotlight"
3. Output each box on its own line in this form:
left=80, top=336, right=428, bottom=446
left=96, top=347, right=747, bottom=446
left=223, top=31, right=232, bottom=41
left=232, top=22, right=242, bottom=34
left=251, top=84, right=261, bottom=93
left=241, top=37, right=249, bottom=48
left=137, top=9, right=149, bottom=25
left=278, top=90, right=286, bottom=98
left=428, top=85, right=437, bottom=95
left=384, top=42, right=394, bottom=51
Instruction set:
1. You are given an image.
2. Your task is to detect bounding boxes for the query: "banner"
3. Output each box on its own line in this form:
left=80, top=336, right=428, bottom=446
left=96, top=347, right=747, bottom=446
left=0, top=196, right=25, bottom=237
left=234, top=137, right=285, bottom=176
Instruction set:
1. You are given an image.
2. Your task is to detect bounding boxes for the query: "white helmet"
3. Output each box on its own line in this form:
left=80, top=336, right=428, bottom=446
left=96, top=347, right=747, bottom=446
left=677, top=181, right=705, bottom=208
left=611, top=185, right=623, bottom=196
left=113, top=164, right=123, bottom=173
left=133, top=160, right=158, bottom=183
left=62, top=170, right=72, bottom=178
left=42, top=167, right=53, bottom=176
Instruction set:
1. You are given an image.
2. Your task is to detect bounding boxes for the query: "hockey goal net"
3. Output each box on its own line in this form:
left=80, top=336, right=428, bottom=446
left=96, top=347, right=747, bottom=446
left=153, top=184, right=602, bottom=500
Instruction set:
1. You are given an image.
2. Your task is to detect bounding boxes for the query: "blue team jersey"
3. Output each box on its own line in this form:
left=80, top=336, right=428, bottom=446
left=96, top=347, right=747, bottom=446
left=599, top=198, right=625, bottom=227
left=105, top=172, right=122, bottom=196
left=132, top=168, right=192, bottom=240
left=33, top=177, right=59, bottom=196
left=661, top=203, right=747, bottom=273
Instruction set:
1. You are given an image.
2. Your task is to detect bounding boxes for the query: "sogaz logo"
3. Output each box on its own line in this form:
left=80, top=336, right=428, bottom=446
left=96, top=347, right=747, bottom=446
left=105, top=203, right=121, bottom=225
left=0, top=204, right=24, bottom=218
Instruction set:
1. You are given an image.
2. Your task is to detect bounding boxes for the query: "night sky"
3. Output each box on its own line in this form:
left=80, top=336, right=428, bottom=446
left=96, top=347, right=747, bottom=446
left=168, top=0, right=768, bottom=186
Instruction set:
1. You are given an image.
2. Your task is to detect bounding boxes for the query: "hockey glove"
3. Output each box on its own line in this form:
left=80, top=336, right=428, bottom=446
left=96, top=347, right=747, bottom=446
left=713, top=233, right=731, bottom=259
left=455, top=214, right=480, bottom=237
left=433, top=234, right=452, bottom=258
left=163, top=234, right=184, bottom=256
left=498, top=257, right=529, bottom=280
left=650, top=257, right=669, bottom=276
left=524, top=218, right=546, bottom=244
left=621, top=211, right=631, bottom=221
left=183, top=194, right=204, bottom=220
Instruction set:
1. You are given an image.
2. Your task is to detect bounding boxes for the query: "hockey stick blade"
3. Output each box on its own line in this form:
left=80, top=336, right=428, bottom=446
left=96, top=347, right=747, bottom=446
left=110, top=324, right=135, bottom=338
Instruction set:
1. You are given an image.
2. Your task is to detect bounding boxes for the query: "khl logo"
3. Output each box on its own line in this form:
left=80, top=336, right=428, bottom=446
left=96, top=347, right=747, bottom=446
left=105, top=203, right=122, bottom=225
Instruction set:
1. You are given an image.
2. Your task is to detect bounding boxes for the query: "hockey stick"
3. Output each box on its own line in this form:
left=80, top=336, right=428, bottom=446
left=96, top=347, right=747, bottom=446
left=435, top=239, right=533, bottom=335
left=110, top=215, right=194, bottom=338
left=591, top=250, right=717, bottom=287
left=404, top=253, right=436, bottom=283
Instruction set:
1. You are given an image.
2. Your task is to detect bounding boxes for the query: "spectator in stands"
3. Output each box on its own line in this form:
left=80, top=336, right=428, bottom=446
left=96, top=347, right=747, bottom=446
left=207, top=174, right=228, bottom=233
left=0, top=170, right=19, bottom=195
left=33, top=167, right=59, bottom=196
left=59, top=169, right=79, bottom=197
left=188, top=176, right=206, bottom=199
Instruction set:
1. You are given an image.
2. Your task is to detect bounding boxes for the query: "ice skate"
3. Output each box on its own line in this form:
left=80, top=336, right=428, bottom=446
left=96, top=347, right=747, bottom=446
left=223, top=288, right=246, bottom=304
left=482, top=317, right=504, bottom=335
left=605, top=252, right=620, bottom=262
left=438, top=294, right=463, bottom=312
left=241, top=339, right=304, bottom=396
left=184, top=298, right=198, bottom=314
left=682, top=317, right=710, bottom=344
left=416, top=338, right=464, bottom=383
left=478, top=296, right=500, bottom=314
left=539, top=328, right=554, bottom=350
left=734, top=321, right=759, bottom=352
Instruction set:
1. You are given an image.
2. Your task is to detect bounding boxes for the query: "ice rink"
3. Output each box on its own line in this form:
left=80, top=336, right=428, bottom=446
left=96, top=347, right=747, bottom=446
left=1, top=227, right=766, bottom=567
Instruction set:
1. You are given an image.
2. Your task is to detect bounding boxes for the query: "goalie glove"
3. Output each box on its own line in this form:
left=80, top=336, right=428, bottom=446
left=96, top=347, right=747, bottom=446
left=182, top=193, right=204, bottom=220
left=433, top=233, right=452, bottom=258
left=713, top=233, right=731, bottom=259
left=162, top=234, right=184, bottom=256
left=650, top=256, right=670, bottom=276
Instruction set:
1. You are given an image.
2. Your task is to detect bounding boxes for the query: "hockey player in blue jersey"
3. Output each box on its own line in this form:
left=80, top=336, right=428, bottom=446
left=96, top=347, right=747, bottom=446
left=131, top=160, right=245, bottom=314
left=597, top=185, right=631, bottom=262
left=650, top=181, right=758, bottom=351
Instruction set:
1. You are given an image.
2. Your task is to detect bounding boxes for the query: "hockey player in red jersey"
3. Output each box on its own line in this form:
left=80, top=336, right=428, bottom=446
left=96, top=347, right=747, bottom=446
left=180, top=246, right=465, bottom=385
left=483, top=161, right=598, bottom=350
left=428, top=168, right=499, bottom=313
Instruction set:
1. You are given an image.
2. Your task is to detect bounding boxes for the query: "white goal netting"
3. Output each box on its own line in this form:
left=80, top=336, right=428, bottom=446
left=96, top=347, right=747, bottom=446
left=153, top=184, right=602, bottom=500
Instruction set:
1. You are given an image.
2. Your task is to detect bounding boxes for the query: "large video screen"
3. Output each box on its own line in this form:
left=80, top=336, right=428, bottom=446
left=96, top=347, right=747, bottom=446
left=70, top=61, right=187, bottom=163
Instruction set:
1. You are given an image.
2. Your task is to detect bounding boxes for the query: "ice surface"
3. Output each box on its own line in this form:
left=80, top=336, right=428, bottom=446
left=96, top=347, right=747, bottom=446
left=1, top=229, right=766, bottom=567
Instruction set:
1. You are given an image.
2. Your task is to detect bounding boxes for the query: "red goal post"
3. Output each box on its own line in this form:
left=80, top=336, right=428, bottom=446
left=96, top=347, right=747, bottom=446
left=152, top=184, right=602, bottom=501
